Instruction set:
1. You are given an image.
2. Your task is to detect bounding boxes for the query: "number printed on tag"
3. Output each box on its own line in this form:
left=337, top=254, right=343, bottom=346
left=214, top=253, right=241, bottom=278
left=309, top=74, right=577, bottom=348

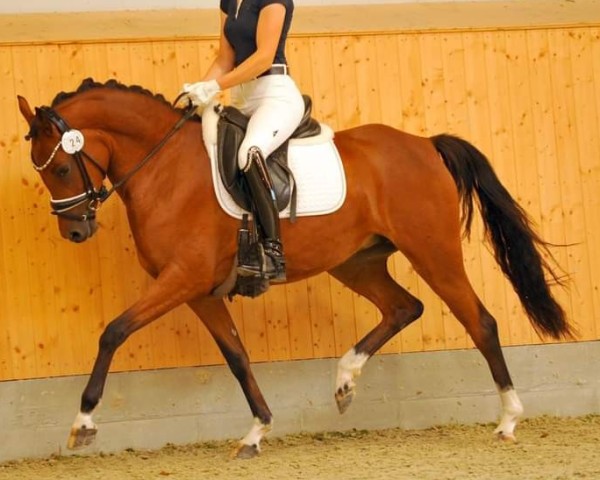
left=61, top=129, right=85, bottom=154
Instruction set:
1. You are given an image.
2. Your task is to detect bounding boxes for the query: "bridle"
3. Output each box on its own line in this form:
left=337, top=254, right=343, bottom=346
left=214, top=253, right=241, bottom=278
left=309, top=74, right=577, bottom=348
left=31, top=104, right=197, bottom=222
left=34, top=106, right=108, bottom=222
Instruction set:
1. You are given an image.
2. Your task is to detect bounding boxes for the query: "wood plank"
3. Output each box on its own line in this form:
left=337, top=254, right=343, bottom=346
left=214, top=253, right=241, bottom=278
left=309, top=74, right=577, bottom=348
left=306, top=273, right=336, bottom=358
left=567, top=28, right=600, bottom=340
left=394, top=33, right=428, bottom=351
left=547, top=29, right=595, bottom=341
left=284, top=280, right=314, bottom=360
left=415, top=32, right=448, bottom=351
left=525, top=30, right=574, bottom=339
left=504, top=30, right=541, bottom=345
left=459, top=31, right=494, bottom=350
left=481, top=31, right=524, bottom=346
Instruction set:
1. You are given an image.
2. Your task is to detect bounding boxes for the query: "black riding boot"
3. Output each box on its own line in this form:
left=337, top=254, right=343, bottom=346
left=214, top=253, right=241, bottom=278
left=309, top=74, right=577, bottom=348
left=237, top=147, right=286, bottom=282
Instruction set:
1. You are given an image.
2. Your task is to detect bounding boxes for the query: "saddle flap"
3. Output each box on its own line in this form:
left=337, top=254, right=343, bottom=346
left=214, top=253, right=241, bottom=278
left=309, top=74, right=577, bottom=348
left=216, top=106, right=293, bottom=213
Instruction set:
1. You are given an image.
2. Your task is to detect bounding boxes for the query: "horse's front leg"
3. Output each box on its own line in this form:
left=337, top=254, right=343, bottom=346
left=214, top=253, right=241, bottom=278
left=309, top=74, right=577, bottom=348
left=187, top=296, right=272, bottom=459
left=68, top=265, right=201, bottom=449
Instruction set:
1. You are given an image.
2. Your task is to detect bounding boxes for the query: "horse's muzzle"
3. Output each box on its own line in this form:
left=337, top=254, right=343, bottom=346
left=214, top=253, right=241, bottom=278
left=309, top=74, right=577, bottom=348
left=62, top=218, right=98, bottom=243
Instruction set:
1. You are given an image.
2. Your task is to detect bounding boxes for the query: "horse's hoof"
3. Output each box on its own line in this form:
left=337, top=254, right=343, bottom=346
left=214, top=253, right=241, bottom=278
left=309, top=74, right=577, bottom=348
left=234, top=443, right=260, bottom=459
left=335, top=384, right=355, bottom=414
left=495, top=431, right=517, bottom=443
left=67, top=426, right=98, bottom=449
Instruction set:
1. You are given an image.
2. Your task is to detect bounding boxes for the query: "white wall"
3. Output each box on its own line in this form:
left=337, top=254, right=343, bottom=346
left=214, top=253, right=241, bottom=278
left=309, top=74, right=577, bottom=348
left=0, top=0, right=497, bottom=15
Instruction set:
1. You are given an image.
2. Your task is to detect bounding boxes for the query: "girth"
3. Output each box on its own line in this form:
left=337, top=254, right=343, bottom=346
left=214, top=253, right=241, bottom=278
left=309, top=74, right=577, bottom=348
left=216, top=95, right=321, bottom=221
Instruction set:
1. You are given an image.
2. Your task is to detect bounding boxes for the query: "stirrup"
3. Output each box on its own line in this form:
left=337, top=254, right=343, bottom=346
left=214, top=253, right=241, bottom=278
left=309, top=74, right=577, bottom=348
left=237, top=241, right=286, bottom=282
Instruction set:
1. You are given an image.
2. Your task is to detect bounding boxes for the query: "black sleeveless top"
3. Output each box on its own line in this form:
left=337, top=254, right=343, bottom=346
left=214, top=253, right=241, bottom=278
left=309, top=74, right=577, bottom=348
left=220, top=0, right=293, bottom=67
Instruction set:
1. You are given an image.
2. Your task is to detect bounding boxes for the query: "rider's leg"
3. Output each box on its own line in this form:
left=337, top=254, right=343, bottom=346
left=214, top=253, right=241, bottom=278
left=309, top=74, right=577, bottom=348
left=235, top=75, right=304, bottom=281
left=237, top=146, right=286, bottom=281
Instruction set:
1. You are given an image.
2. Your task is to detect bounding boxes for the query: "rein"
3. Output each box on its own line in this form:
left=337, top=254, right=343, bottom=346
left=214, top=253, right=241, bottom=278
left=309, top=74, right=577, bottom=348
left=35, top=104, right=197, bottom=221
left=100, top=105, right=197, bottom=203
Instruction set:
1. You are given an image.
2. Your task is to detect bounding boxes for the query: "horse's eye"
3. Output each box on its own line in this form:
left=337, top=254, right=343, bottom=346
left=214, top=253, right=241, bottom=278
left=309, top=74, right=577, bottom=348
left=56, top=164, right=71, bottom=178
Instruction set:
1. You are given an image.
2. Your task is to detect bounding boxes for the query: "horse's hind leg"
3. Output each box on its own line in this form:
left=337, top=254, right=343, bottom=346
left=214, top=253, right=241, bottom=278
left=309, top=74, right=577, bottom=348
left=187, top=296, right=273, bottom=459
left=328, top=245, right=424, bottom=413
left=404, top=238, right=523, bottom=440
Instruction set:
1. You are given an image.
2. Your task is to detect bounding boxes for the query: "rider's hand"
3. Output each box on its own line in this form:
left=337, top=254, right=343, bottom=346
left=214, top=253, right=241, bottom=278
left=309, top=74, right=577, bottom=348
left=181, top=80, right=221, bottom=109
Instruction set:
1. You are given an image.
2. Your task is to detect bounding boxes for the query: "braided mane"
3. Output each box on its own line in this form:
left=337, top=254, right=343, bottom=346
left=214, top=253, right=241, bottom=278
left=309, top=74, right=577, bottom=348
left=51, top=77, right=173, bottom=108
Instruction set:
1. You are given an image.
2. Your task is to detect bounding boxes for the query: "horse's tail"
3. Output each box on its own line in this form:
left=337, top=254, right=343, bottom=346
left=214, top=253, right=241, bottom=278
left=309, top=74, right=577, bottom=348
left=431, top=133, right=573, bottom=340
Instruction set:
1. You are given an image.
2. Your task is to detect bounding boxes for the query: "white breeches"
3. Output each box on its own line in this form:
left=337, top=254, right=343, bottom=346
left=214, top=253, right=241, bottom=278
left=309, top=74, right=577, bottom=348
left=231, top=73, right=304, bottom=171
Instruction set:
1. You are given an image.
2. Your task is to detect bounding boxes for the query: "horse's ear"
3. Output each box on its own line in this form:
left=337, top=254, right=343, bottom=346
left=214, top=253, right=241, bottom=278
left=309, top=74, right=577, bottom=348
left=17, top=95, right=35, bottom=125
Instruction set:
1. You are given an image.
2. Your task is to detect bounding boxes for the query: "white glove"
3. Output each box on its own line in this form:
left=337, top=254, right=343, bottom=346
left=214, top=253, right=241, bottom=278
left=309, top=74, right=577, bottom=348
left=182, top=79, right=221, bottom=108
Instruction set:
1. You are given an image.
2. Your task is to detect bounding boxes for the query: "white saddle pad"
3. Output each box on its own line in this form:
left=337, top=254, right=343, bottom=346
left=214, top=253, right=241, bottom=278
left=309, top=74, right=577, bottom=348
left=202, top=103, right=346, bottom=219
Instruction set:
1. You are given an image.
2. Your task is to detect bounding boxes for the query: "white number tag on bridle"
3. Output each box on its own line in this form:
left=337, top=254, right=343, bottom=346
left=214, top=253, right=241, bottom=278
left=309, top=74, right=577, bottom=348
left=61, top=129, right=85, bottom=154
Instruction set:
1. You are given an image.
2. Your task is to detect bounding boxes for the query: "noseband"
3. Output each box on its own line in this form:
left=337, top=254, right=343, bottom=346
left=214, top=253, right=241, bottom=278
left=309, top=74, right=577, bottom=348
left=34, top=106, right=108, bottom=222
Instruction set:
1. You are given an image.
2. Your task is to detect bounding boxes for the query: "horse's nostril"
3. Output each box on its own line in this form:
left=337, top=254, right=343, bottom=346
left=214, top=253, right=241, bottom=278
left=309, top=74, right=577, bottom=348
left=69, top=230, right=85, bottom=243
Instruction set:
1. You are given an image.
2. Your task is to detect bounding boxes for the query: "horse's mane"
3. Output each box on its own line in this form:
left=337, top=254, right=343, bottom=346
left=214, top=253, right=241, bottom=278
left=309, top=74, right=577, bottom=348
left=51, top=77, right=173, bottom=108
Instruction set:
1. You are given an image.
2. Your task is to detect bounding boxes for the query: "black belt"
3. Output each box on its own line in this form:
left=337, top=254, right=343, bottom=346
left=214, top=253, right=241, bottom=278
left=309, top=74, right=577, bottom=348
left=258, top=65, right=289, bottom=78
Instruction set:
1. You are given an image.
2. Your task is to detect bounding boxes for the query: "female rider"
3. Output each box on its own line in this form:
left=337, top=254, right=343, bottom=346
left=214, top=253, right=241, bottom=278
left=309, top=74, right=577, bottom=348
left=183, top=0, right=303, bottom=283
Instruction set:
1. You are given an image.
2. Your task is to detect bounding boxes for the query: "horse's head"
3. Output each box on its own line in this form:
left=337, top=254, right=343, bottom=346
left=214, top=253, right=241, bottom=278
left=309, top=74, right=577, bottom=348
left=17, top=95, right=111, bottom=243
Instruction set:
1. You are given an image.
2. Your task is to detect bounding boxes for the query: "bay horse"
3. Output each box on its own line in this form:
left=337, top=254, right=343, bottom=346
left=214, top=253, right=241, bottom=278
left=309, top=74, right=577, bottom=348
left=17, top=78, right=570, bottom=458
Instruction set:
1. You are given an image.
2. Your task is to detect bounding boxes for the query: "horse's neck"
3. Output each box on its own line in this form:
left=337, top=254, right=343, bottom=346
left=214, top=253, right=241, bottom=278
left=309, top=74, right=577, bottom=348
left=95, top=100, right=186, bottom=192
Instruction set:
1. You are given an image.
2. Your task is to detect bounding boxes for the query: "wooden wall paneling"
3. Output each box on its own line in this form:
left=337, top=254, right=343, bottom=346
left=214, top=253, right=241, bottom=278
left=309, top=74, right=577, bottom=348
left=80, top=43, right=140, bottom=368
left=255, top=36, right=312, bottom=362
left=524, top=30, right=573, bottom=339
left=348, top=35, right=384, bottom=351
left=149, top=40, right=203, bottom=368
left=481, top=32, right=525, bottom=346
left=547, top=29, right=595, bottom=341
left=9, top=45, right=51, bottom=378
left=439, top=32, right=471, bottom=350
left=113, top=42, right=167, bottom=371
left=128, top=42, right=156, bottom=88
left=116, top=42, right=185, bottom=371
left=396, top=35, right=426, bottom=135
left=17, top=45, right=53, bottom=378
left=569, top=30, right=600, bottom=338
left=286, top=37, right=314, bottom=98
left=240, top=293, right=270, bottom=362
left=105, top=42, right=131, bottom=82
left=2, top=27, right=600, bottom=382
left=416, top=33, right=450, bottom=351
left=174, top=39, right=227, bottom=367
left=302, top=36, right=357, bottom=358
left=306, top=37, right=338, bottom=129
left=456, top=32, right=491, bottom=350
left=353, top=35, right=382, bottom=125
left=331, top=36, right=360, bottom=130
left=374, top=35, right=403, bottom=130
left=54, top=43, right=115, bottom=374
left=287, top=38, right=337, bottom=360
left=263, top=285, right=292, bottom=362
left=373, top=34, right=404, bottom=354
left=284, top=279, right=314, bottom=360
left=81, top=43, right=110, bottom=84
left=505, top=30, right=541, bottom=345
left=0, top=46, right=18, bottom=380
left=591, top=27, right=600, bottom=329
left=306, top=272, right=336, bottom=358
left=394, top=33, right=428, bottom=352
left=327, top=276, right=358, bottom=358
left=57, top=44, right=86, bottom=93
left=152, top=40, right=180, bottom=98
left=568, top=28, right=600, bottom=340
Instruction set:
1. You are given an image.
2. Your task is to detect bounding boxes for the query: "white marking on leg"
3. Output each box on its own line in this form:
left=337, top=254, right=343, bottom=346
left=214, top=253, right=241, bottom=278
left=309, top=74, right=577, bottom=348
left=336, top=348, right=369, bottom=394
left=493, top=386, right=524, bottom=440
left=72, top=411, right=97, bottom=431
left=240, top=417, right=272, bottom=451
